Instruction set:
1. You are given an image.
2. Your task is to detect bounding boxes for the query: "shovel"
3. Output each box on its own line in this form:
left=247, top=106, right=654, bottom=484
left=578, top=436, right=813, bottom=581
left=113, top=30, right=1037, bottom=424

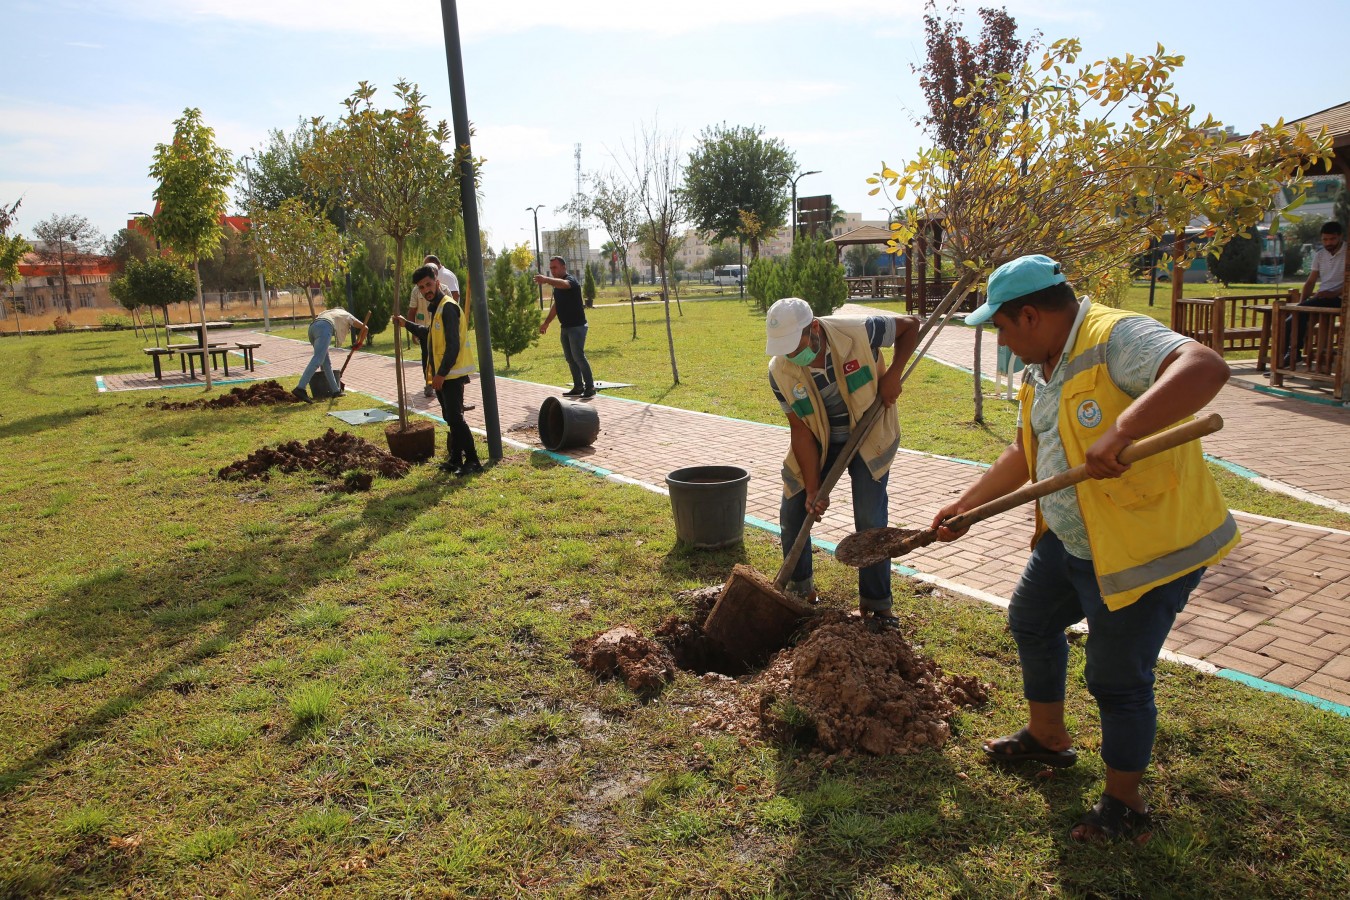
left=834, top=413, right=1225, bottom=568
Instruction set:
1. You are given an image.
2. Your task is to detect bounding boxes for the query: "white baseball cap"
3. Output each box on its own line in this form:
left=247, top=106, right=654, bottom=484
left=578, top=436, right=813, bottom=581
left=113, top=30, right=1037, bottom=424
left=765, top=297, right=814, bottom=356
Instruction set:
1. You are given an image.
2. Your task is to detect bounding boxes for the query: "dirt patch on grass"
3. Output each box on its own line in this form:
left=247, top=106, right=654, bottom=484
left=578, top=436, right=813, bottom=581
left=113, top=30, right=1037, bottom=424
left=218, top=428, right=410, bottom=491
left=151, top=380, right=301, bottom=410
left=652, top=586, right=989, bottom=757
left=570, top=625, right=675, bottom=697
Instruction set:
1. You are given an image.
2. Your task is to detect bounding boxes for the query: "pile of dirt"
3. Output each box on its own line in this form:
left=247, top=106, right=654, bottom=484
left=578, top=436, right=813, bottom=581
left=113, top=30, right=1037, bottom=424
left=746, top=612, right=989, bottom=755
left=218, top=428, right=410, bottom=490
left=152, top=380, right=301, bottom=410
left=650, top=587, right=989, bottom=757
left=570, top=625, right=675, bottom=696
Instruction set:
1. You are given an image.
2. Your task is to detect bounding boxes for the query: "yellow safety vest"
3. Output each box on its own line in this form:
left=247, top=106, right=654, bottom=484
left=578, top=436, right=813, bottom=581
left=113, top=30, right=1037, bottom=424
left=427, top=295, right=475, bottom=380
left=769, top=317, right=899, bottom=498
left=1018, top=304, right=1239, bottom=611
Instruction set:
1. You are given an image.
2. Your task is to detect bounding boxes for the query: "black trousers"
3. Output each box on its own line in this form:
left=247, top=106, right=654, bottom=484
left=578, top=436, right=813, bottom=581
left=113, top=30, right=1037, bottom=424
left=435, top=376, right=478, bottom=465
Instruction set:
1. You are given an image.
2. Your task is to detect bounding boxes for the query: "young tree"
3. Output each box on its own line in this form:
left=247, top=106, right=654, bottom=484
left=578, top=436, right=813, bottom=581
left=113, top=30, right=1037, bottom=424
left=32, top=214, right=106, bottom=314
left=586, top=169, right=640, bottom=337
left=788, top=235, right=848, bottom=317
left=623, top=123, right=686, bottom=384
left=914, top=1, right=1036, bottom=159
left=108, top=255, right=196, bottom=346
left=107, top=227, right=154, bottom=271
left=197, top=225, right=259, bottom=297
left=1208, top=228, right=1262, bottom=286
left=305, top=80, right=467, bottom=429
left=486, top=248, right=541, bottom=369
left=681, top=123, right=795, bottom=260
left=582, top=262, right=597, bottom=305
left=149, top=107, right=235, bottom=389
left=0, top=200, right=33, bottom=336
left=872, top=39, right=1331, bottom=415
left=249, top=198, right=348, bottom=319
left=345, top=248, right=391, bottom=344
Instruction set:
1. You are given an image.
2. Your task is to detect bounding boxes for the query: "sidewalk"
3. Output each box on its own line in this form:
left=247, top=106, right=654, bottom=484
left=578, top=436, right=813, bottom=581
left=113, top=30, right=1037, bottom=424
left=101, top=330, right=1350, bottom=711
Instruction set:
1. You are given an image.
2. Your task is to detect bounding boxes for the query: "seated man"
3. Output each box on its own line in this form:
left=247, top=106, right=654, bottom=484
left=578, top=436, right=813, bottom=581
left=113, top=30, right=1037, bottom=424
left=1282, top=220, right=1345, bottom=367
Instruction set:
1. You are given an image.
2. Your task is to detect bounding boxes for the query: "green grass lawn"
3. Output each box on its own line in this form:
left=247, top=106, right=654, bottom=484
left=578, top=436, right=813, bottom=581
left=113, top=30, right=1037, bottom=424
left=2, top=323, right=1347, bottom=896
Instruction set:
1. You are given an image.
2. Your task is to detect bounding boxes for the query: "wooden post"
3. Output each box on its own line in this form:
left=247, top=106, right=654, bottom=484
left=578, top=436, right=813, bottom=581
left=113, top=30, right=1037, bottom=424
left=1169, top=233, right=1187, bottom=332
left=917, top=232, right=928, bottom=316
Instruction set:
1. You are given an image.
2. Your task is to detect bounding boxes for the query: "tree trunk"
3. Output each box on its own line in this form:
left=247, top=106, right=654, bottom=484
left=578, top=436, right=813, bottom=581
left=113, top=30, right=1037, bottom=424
left=391, top=240, right=408, bottom=430
left=660, top=261, right=679, bottom=385
left=623, top=253, right=636, bottom=340
left=305, top=284, right=318, bottom=319
left=194, top=258, right=212, bottom=390
left=972, top=320, right=985, bottom=424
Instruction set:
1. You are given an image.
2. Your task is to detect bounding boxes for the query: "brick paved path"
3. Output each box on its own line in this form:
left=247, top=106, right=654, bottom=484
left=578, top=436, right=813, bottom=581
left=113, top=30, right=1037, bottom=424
left=102, top=330, right=1350, bottom=710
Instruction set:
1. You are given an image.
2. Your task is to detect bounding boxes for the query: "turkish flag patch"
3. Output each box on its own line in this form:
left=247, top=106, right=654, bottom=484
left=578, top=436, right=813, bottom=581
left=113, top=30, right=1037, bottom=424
left=842, top=359, right=860, bottom=375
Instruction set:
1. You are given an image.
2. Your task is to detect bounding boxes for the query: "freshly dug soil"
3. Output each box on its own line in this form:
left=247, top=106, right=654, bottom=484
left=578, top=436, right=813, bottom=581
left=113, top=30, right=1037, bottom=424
left=834, top=527, right=931, bottom=568
left=218, top=428, right=410, bottom=489
left=655, top=586, right=989, bottom=757
left=750, top=612, right=990, bottom=755
left=151, top=380, right=300, bottom=410
left=570, top=625, right=675, bottom=696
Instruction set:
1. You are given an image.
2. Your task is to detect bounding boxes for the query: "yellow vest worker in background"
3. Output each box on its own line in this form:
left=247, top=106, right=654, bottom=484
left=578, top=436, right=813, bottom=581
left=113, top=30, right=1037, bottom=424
left=395, top=264, right=481, bottom=476
left=933, top=255, right=1237, bottom=844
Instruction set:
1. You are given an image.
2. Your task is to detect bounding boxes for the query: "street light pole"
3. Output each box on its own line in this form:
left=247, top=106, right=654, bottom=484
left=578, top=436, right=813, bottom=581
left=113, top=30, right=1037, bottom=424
left=790, top=169, right=822, bottom=246
left=239, top=156, right=272, bottom=331
left=527, top=204, right=544, bottom=309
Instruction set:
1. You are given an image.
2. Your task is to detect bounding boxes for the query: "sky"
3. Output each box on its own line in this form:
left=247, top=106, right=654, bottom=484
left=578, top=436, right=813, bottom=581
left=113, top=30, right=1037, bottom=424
left=4, top=0, right=1348, bottom=254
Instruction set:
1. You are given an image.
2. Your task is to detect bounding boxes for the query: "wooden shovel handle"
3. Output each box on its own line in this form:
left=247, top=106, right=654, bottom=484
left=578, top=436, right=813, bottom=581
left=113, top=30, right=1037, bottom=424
left=940, top=413, right=1224, bottom=534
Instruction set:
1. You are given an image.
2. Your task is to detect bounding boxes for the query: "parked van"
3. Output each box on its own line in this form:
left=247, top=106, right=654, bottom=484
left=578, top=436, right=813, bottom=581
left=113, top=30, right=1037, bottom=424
left=712, top=264, right=747, bottom=286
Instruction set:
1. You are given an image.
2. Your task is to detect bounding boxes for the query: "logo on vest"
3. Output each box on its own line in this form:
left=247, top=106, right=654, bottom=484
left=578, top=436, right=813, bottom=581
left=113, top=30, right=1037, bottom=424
left=842, top=359, right=860, bottom=374
left=792, top=384, right=808, bottom=400
left=1076, top=399, right=1103, bottom=428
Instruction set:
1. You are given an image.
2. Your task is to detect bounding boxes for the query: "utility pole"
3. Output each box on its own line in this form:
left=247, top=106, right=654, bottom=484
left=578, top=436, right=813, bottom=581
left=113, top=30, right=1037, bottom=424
left=239, top=156, right=272, bottom=331
left=527, top=205, right=544, bottom=309
left=574, top=143, right=583, bottom=274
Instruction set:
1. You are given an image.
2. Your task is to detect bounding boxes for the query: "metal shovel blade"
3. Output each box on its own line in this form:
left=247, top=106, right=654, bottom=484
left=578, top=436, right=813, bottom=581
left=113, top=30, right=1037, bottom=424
left=834, top=527, right=934, bottom=568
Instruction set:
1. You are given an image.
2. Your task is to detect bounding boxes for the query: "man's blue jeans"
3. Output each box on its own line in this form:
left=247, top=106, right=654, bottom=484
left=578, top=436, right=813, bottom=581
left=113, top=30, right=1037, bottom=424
left=1008, top=530, right=1204, bottom=773
left=779, top=440, right=892, bottom=612
left=298, top=319, right=338, bottom=393
left=560, top=324, right=594, bottom=392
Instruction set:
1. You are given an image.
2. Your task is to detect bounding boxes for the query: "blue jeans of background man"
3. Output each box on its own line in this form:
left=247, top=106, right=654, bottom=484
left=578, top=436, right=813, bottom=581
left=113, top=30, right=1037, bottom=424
left=779, top=439, right=892, bottom=612
left=1008, top=529, right=1204, bottom=773
left=297, top=318, right=338, bottom=393
left=560, top=324, right=594, bottom=392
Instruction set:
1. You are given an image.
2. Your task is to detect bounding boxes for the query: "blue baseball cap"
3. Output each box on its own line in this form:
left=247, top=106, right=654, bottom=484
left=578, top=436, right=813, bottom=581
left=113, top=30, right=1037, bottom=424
left=966, top=254, right=1067, bottom=326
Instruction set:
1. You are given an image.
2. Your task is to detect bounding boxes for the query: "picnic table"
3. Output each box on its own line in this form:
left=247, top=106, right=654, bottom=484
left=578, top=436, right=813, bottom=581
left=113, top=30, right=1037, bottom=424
left=166, top=321, right=234, bottom=348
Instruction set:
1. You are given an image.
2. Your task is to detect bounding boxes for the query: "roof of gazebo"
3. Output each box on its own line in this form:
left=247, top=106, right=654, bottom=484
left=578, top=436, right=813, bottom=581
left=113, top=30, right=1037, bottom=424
left=827, top=225, right=899, bottom=247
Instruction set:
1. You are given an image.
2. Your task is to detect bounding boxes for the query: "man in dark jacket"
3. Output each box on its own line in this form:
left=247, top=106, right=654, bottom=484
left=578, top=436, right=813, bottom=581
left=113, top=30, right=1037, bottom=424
left=395, top=265, right=482, bottom=475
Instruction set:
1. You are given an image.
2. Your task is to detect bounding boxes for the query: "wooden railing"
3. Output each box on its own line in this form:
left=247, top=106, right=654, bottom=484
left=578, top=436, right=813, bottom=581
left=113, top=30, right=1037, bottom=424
left=1270, top=299, right=1346, bottom=399
left=1171, top=291, right=1295, bottom=371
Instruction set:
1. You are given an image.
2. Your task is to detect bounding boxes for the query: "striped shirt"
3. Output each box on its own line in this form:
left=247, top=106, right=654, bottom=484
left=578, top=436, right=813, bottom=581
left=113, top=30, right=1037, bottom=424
left=770, top=316, right=897, bottom=443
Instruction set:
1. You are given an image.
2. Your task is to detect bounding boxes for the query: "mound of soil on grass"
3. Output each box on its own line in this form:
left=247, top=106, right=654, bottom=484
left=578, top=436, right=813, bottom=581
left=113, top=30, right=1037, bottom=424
left=152, top=380, right=301, bottom=410
left=218, top=428, right=410, bottom=490
left=654, top=586, right=989, bottom=756
left=749, top=612, right=990, bottom=755
left=570, top=625, right=675, bottom=696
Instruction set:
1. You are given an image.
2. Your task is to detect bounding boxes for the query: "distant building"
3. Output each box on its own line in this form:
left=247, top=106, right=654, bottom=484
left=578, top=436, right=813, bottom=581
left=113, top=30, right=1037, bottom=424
left=1, top=248, right=119, bottom=319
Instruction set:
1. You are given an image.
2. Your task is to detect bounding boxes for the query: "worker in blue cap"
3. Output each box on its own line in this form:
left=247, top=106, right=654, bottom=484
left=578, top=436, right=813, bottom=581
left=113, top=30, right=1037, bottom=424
left=934, top=254, right=1237, bottom=842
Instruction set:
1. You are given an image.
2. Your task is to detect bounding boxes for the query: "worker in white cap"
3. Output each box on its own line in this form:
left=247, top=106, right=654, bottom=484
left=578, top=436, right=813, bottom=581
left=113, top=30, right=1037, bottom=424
left=765, top=296, right=920, bottom=628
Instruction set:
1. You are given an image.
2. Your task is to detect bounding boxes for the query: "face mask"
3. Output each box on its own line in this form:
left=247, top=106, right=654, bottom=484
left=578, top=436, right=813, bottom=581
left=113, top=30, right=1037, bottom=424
left=786, top=329, right=818, bottom=366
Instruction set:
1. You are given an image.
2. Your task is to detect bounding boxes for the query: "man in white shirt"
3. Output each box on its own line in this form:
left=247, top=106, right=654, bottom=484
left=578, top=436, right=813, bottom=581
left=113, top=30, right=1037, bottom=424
left=1283, top=221, right=1345, bottom=366
left=293, top=307, right=368, bottom=403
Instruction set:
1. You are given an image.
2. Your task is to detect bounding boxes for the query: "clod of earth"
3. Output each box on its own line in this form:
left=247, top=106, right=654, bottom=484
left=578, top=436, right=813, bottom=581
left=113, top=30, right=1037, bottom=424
left=570, top=625, right=675, bottom=696
left=150, top=380, right=302, bottom=410
left=218, top=428, right=410, bottom=489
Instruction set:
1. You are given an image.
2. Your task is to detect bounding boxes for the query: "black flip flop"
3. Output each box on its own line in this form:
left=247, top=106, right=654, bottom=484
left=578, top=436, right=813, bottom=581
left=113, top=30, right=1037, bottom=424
left=1072, top=794, right=1154, bottom=844
left=983, top=727, right=1078, bottom=768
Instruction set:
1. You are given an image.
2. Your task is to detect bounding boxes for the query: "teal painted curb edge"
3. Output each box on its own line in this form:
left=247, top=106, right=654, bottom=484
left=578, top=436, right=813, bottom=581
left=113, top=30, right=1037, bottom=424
left=96, top=374, right=260, bottom=393
left=1204, top=453, right=1263, bottom=480
left=1226, top=375, right=1350, bottom=409
left=1216, top=669, right=1350, bottom=718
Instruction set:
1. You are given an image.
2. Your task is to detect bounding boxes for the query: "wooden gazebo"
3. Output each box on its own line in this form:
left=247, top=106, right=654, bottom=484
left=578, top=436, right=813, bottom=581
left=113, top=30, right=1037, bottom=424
left=828, top=218, right=959, bottom=313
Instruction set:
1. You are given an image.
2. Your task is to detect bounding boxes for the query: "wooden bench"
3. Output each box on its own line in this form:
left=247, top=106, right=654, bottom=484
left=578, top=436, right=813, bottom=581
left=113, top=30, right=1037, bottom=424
left=178, top=346, right=232, bottom=379
left=1171, top=291, right=1294, bottom=370
left=234, top=342, right=261, bottom=372
left=141, top=347, right=176, bottom=380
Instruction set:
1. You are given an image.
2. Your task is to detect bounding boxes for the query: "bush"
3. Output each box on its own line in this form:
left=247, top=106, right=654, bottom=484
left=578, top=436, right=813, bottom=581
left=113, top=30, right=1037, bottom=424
left=98, top=313, right=133, bottom=330
left=1207, top=229, right=1261, bottom=286
left=1284, top=245, right=1305, bottom=277
left=52, top=316, right=73, bottom=332
left=747, top=237, right=847, bottom=317
left=486, top=252, right=541, bottom=369
left=345, top=252, right=391, bottom=342
left=583, top=262, right=597, bottom=306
